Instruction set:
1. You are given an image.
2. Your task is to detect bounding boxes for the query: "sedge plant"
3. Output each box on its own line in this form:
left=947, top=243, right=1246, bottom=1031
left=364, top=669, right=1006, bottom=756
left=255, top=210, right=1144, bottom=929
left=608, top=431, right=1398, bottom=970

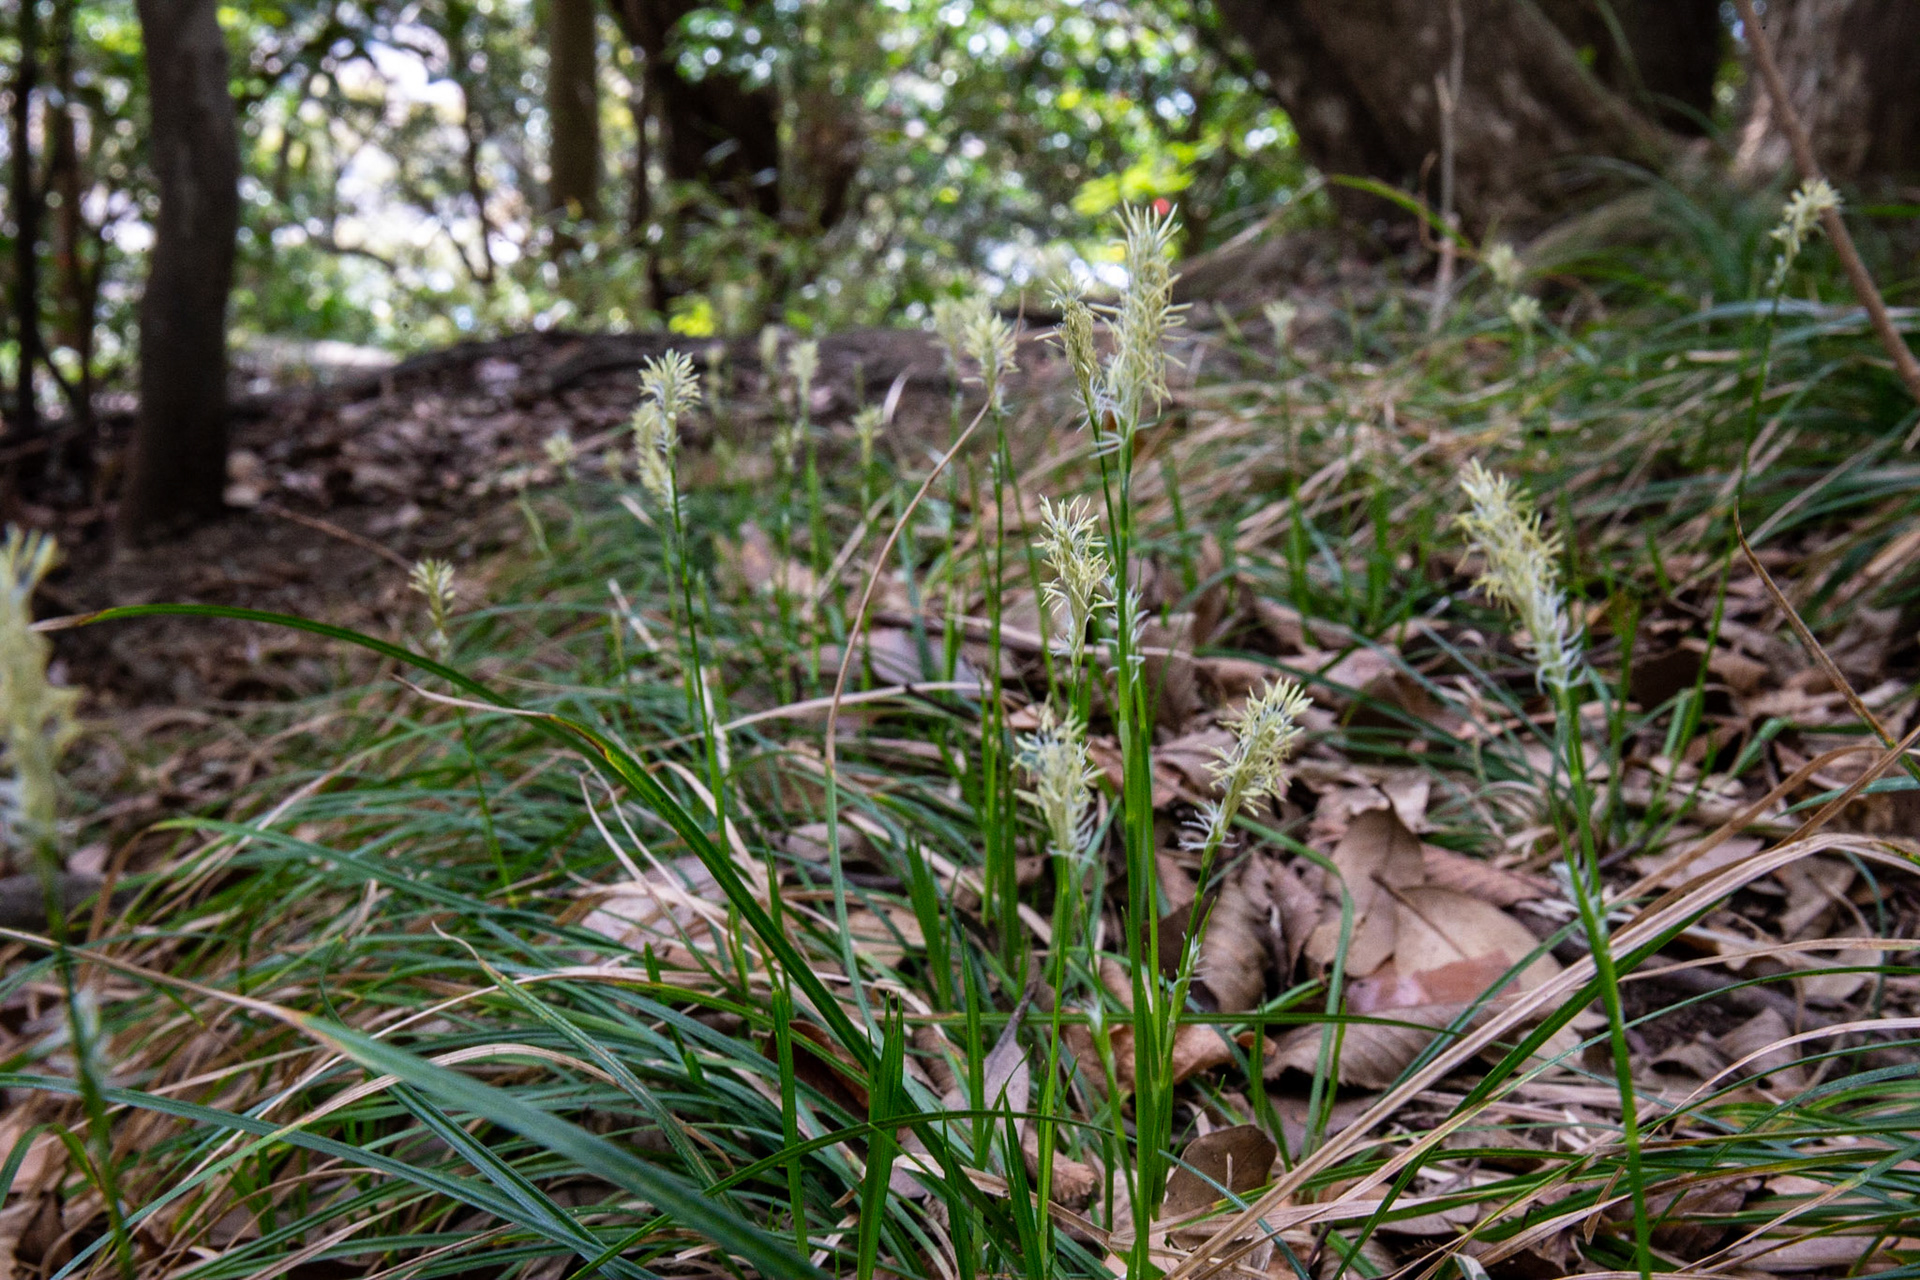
left=27, top=168, right=1920, bottom=1280
left=1456, top=459, right=1651, bottom=1279
left=0, top=528, right=134, bottom=1276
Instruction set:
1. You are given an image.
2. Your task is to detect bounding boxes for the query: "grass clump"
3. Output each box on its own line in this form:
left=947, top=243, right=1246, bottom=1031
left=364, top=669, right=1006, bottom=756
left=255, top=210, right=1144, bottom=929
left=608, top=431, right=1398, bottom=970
left=6, top=183, right=1920, bottom=1280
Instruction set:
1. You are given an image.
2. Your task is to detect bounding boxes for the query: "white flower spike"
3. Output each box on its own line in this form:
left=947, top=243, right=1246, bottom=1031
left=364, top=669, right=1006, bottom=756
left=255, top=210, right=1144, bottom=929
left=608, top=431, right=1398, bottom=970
left=1769, top=178, right=1841, bottom=292
left=1200, top=677, right=1310, bottom=845
left=544, top=428, right=578, bottom=476
left=853, top=405, right=884, bottom=472
left=961, top=303, right=1018, bottom=409
left=1110, top=204, right=1183, bottom=430
left=1016, top=704, right=1098, bottom=862
left=1036, top=496, right=1115, bottom=665
left=786, top=340, right=819, bottom=411
left=1456, top=459, right=1580, bottom=693
left=409, top=558, right=457, bottom=659
left=1262, top=299, right=1298, bottom=352
left=632, top=350, right=704, bottom=506
left=1483, top=243, right=1523, bottom=292
left=1053, top=286, right=1100, bottom=410
left=0, top=529, right=78, bottom=854
left=1506, top=294, right=1543, bottom=333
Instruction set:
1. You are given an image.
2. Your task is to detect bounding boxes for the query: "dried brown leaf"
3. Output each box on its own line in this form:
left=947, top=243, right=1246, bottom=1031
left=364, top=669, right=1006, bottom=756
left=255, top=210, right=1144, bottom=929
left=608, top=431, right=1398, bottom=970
left=1269, top=1005, right=1455, bottom=1089
left=1715, top=1007, right=1808, bottom=1092
left=1419, top=843, right=1552, bottom=906
left=1190, top=533, right=1230, bottom=649
left=1143, top=615, right=1203, bottom=731
left=1170, top=1024, right=1238, bottom=1084
left=842, top=904, right=925, bottom=967
left=1776, top=854, right=1855, bottom=938
left=1198, top=656, right=1283, bottom=705
left=1388, top=886, right=1559, bottom=994
left=1113, top=1023, right=1237, bottom=1090
left=718, top=521, right=819, bottom=603
left=763, top=1020, right=869, bottom=1114
left=1634, top=835, right=1764, bottom=892
left=576, top=856, right=721, bottom=967
left=1020, top=1127, right=1101, bottom=1210
left=1251, top=598, right=1350, bottom=654
left=1253, top=852, right=1321, bottom=974
left=1154, top=727, right=1235, bottom=799
left=1162, top=1125, right=1277, bottom=1219
left=1187, top=859, right=1277, bottom=1013
left=1304, top=809, right=1425, bottom=978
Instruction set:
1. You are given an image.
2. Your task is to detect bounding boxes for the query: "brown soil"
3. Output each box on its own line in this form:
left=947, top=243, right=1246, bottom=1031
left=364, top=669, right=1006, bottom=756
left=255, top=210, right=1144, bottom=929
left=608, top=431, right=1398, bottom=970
left=38, top=326, right=969, bottom=710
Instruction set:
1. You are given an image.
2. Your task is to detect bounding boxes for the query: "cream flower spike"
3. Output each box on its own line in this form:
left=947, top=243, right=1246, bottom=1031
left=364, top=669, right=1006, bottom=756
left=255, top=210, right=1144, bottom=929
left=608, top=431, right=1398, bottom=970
left=632, top=404, right=674, bottom=503
left=1456, top=459, right=1580, bottom=693
left=641, top=349, right=703, bottom=422
left=961, top=302, right=1018, bottom=409
left=0, top=528, right=79, bottom=853
left=1262, top=299, right=1297, bottom=351
left=1036, top=496, right=1114, bottom=665
left=409, top=558, right=456, bottom=659
left=1016, top=704, right=1098, bottom=861
left=1769, top=177, right=1841, bottom=291
left=1506, top=294, right=1543, bottom=333
left=757, top=324, right=783, bottom=379
left=544, top=428, right=578, bottom=476
left=1110, top=203, right=1183, bottom=429
left=632, top=350, right=703, bottom=505
left=852, top=405, right=884, bottom=471
left=930, top=296, right=972, bottom=373
left=1051, top=286, right=1100, bottom=411
left=1483, top=242, right=1523, bottom=292
left=785, top=340, right=819, bottom=409
left=1200, top=677, right=1310, bottom=845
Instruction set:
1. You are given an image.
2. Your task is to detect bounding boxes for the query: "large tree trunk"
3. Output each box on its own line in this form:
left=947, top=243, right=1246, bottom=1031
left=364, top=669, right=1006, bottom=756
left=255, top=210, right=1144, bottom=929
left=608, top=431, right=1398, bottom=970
left=1213, top=0, right=1694, bottom=229
left=120, top=0, right=239, bottom=545
left=603, top=0, right=863, bottom=230
left=605, top=0, right=783, bottom=218
left=1736, top=0, right=1920, bottom=185
left=11, top=0, right=43, bottom=439
left=546, top=0, right=602, bottom=219
left=48, top=0, right=96, bottom=430
left=1535, top=0, right=1722, bottom=135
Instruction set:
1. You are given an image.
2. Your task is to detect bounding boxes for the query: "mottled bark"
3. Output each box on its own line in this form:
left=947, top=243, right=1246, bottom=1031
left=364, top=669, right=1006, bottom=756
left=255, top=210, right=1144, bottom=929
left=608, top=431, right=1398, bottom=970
left=1214, top=0, right=1681, bottom=228
left=546, top=0, right=602, bottom=219
left=1736, top=0, right=1920, bottom=184
left=120, top=0, right=239, bottom=544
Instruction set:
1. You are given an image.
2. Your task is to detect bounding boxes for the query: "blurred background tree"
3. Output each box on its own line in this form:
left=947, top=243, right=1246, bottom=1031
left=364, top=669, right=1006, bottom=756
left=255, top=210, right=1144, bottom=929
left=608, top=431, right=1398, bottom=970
left=0, top=0, right=1916, bottom=537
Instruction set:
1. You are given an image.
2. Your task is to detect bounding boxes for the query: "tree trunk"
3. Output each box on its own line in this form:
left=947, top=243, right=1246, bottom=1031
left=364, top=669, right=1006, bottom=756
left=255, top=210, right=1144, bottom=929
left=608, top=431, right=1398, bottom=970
left=1535, top=0, right=1721, bottom=135
left=1736, top=0, right=1920, bottom=185
left=446, top=1, right=499, bottom=288
left=605, top=0, right=782, bottom=219
left=1213, top=0, right=1685, bottom=229
left=48, top=0, right=95, bottom=430
left=546, top=0, right=602, bottom=220
left=120, top=0, right=239, bottom=544
left=11, top=0, right=43, bottom=439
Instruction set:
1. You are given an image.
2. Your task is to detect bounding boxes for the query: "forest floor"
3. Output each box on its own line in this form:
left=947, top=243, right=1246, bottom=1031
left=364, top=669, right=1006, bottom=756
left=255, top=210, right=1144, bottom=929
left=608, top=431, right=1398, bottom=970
left=40, top=324, right=983, bottom=861
left=9, top=213, right=1920, bottom=1279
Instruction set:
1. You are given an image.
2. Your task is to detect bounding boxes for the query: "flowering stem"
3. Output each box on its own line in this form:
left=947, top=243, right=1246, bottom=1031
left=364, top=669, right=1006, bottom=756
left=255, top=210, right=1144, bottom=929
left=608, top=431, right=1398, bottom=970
left=666, top=483, right=726, bottom=835
left=1553, top=673, right=1650, bottom=1280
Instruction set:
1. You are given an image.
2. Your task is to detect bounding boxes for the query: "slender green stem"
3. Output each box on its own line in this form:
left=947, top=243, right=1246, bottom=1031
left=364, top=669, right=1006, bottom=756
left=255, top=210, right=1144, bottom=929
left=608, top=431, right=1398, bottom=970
left=1555, top=674, right=1650, bottom=1280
